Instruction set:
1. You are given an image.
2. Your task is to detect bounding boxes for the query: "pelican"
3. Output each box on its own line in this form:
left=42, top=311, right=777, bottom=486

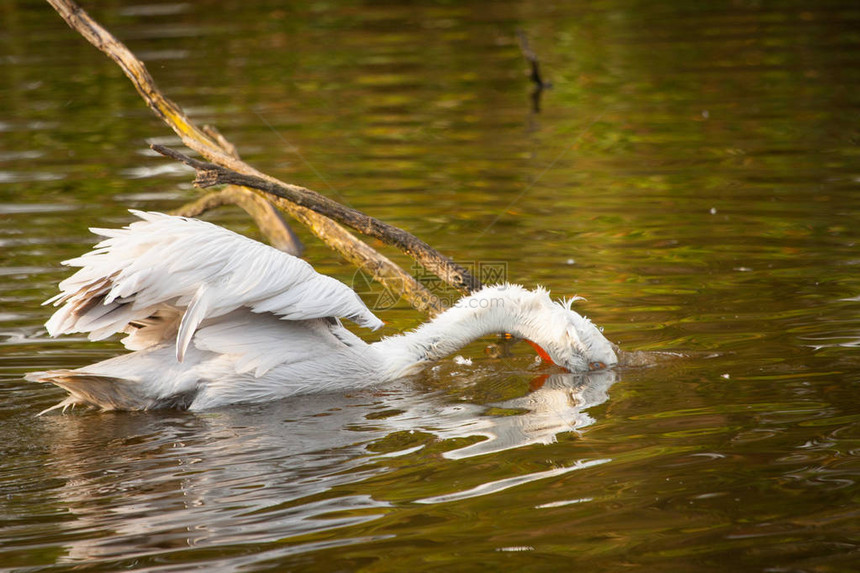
left=27, top=211, right=617, bottom=412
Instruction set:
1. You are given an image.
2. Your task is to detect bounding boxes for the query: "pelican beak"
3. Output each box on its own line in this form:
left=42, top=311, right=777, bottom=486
left=526, top=339, right=563, bottom=368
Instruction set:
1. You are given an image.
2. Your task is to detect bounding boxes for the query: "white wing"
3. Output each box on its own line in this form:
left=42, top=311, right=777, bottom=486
left=44, top=210, right=382, bottom=360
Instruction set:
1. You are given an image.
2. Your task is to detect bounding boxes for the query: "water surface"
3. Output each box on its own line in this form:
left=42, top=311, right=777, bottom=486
left=2, top=0, right=859, bottom=571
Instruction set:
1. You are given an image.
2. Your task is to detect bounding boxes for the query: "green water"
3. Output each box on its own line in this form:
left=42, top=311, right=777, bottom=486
left=2, top=0, right=859, bottom=571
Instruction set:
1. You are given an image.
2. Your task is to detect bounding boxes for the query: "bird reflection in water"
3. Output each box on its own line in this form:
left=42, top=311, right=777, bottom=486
left=36, top=368, right=616, bottom=562
left=377, top=369, right=617, bottom=459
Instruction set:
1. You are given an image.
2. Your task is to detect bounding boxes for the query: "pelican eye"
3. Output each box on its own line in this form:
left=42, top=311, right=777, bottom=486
left=589, top=361, right=606, bottom=371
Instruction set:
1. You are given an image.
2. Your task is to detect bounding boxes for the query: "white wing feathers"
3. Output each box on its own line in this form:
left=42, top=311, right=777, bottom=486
left=44, top=210, right=383, bottom=360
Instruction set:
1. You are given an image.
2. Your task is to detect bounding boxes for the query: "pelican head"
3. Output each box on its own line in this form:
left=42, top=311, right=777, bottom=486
left=523, top=294, right=618, bottom=373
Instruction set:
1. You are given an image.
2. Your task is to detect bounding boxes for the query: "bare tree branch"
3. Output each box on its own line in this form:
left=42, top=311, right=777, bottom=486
left=45, top=0, right=459, bottom=315
left=154, top=144, right=482, bottom=293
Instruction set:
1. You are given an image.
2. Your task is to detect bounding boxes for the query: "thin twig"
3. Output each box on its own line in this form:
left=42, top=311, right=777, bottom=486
left=516, top=29, right=550, bottom=91
left=516, top=29, right=551, bottom=113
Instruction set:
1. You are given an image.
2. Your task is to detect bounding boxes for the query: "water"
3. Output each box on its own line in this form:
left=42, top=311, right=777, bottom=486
left=2, top=0, right=859, bottom=571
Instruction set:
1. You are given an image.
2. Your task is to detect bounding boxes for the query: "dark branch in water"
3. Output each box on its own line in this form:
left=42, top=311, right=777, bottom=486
left=516, top=29, right=552, bottom=113
left=152, top=144, right=483, bottom=294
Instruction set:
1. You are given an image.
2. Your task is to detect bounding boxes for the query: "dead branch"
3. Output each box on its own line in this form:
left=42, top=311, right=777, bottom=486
left=166, top=122, right=303, bottom=254
left=154, top=145, right=482, bottom=293
left=45, top=0, right=465, bottom=315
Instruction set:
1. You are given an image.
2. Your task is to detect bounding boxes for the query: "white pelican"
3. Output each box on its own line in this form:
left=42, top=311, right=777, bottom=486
left=27, top=211, right=617, bottom=412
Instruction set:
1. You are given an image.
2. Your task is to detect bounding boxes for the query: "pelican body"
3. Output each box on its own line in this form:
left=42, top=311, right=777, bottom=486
left=28, top=211, right=617, bottom=412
